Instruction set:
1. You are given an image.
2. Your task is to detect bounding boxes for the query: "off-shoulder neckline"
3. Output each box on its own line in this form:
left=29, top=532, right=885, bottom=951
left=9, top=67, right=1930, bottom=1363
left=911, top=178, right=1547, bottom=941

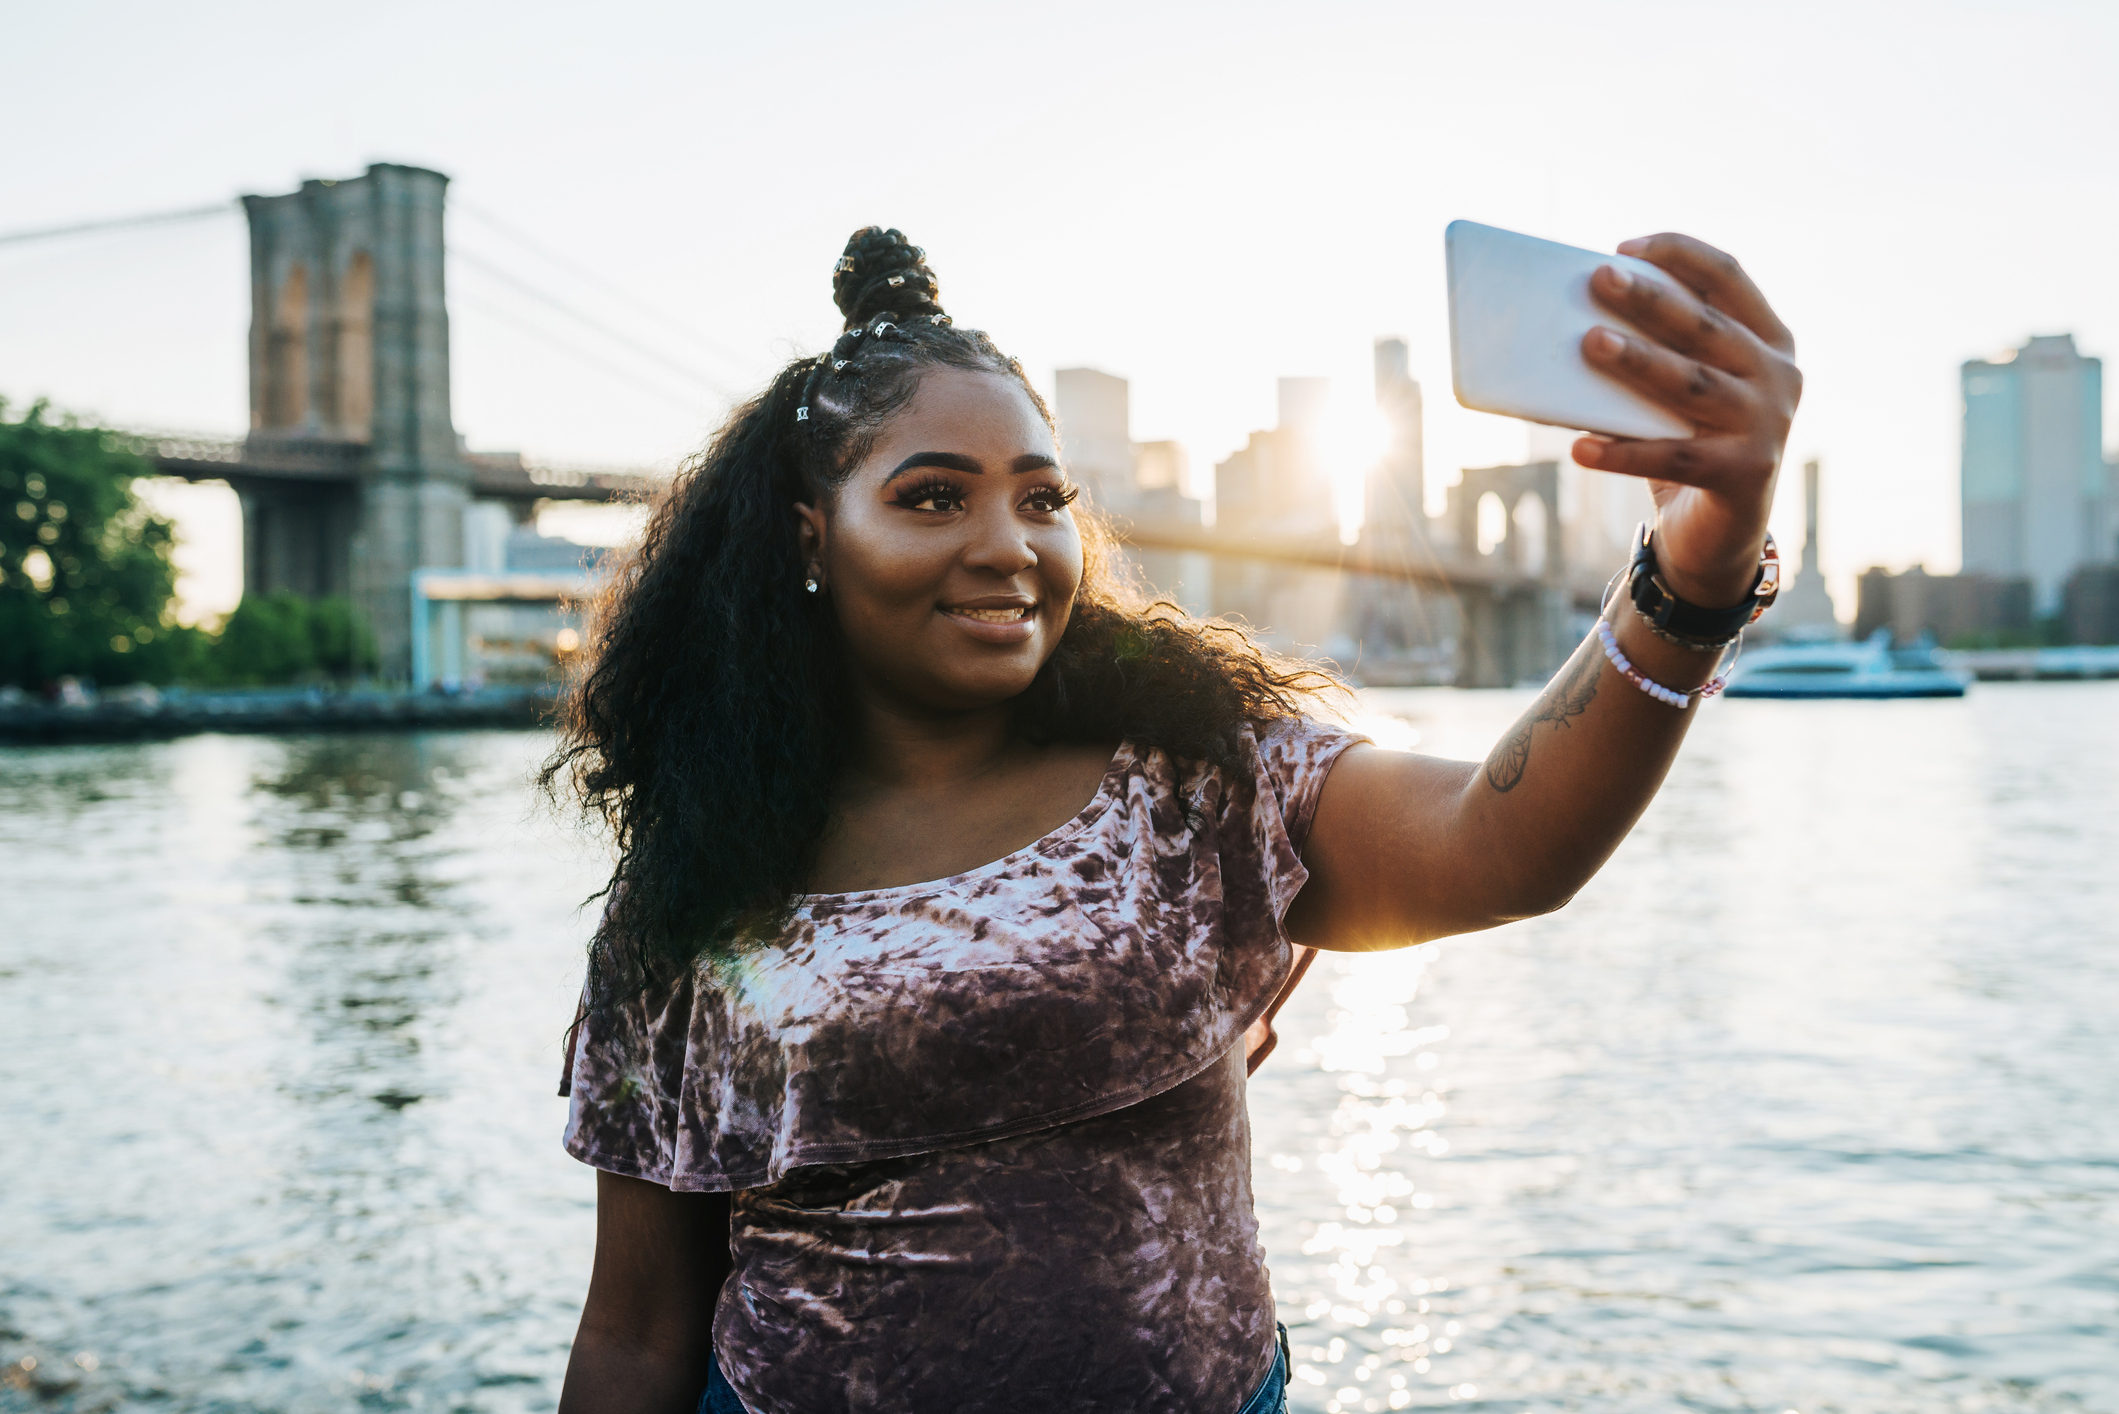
left=795, top=739, right=1138, bottom=908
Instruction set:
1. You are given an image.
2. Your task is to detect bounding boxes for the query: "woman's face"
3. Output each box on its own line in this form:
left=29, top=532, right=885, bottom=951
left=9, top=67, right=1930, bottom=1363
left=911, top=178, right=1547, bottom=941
left=797, top=366, right=1084, bottom=717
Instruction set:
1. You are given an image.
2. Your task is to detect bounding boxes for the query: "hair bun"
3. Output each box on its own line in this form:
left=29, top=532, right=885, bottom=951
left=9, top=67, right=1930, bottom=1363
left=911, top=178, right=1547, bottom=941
left=832, top=227, right=945, bottom=331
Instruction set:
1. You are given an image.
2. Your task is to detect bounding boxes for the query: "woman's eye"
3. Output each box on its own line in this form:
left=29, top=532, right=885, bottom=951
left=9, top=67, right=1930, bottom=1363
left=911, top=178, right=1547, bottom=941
left=896, top=482, right=965, bottom=512
left=1023, top=485, right=1079, bottom=514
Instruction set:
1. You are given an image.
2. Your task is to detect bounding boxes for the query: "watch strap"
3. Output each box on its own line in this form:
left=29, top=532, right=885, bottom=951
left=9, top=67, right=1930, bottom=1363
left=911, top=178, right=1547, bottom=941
left=1626, top=523, right=1780, bottom=649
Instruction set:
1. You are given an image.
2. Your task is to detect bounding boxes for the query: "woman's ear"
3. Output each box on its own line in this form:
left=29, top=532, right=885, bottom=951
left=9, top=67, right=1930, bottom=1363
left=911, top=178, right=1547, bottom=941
left=793, top=500, right=827, bottom=585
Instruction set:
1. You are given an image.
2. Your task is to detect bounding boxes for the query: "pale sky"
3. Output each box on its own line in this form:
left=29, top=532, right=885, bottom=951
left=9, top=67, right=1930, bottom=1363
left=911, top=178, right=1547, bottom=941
left=4, top=0, right=2115, bottom=618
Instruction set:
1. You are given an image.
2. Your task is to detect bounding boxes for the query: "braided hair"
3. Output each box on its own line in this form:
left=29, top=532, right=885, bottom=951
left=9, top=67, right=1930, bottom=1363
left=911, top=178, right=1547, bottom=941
left=788, top=226, right=1007, bottom=491
left=545, top=227, right=1338, bottom=1008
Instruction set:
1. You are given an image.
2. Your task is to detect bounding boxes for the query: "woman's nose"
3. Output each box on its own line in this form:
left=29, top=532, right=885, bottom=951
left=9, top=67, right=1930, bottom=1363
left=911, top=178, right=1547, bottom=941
left=961, top=504, right=1037, bottom=575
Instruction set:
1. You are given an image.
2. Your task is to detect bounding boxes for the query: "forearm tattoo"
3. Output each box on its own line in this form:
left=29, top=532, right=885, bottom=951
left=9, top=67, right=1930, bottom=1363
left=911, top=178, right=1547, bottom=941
left=1482, top=646, right=1602, bottom=794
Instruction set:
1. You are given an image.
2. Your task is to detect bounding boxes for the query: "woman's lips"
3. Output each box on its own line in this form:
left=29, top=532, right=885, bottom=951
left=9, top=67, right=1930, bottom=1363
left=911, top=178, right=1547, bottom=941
left=939, top=602, right=1037, bottom=643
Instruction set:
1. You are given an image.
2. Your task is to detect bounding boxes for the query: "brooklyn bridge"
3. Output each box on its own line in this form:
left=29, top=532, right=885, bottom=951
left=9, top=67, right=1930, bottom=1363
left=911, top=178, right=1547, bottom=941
left=18, top=163, right=1595, bottom=689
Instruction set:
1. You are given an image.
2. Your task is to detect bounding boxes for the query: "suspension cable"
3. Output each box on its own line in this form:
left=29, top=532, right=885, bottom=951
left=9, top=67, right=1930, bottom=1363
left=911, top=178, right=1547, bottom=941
left=0, top=202, right=236, bottom=248
left=455, top=292, right=712, bottom=419
left=450, top=199, right=755, bottom=376
left=451, top=246, right=737, bottom=399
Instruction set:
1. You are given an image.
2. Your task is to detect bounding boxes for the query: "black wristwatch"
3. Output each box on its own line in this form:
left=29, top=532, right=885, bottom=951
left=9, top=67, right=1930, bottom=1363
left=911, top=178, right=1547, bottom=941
left=1626, top=522, right=1780, bottom=650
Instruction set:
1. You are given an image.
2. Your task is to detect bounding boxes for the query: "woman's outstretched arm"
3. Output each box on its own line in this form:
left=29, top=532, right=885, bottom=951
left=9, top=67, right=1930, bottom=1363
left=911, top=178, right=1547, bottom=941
left=1287, top=233, right=1802, bottom=953
left=558, top=1172, right=730, bottom=1414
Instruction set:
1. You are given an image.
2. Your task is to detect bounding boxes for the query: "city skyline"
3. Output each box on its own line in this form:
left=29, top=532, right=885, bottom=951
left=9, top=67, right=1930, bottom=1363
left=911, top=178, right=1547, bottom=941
left=4, top=1, right=2115, bottom=620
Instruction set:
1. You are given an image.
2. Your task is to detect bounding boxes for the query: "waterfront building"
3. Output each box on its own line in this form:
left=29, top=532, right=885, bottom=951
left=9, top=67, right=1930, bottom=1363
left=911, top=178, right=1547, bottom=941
left=1854, top=565, right=2032, bottom=646
left=1125, top=440, right=1203, bottom=541
left=1346, top=340, right=1454, bottom=681
left=1366, top=339, right=1425, bottom=535
left=1052, top=367, right=1210, bottom=616
left=1060, top=349, right=1607, bottom=683
left=1212, top=378, right=1338, bottom=541
left=1961, top=334, right=2108, bottom=613
left=1133, top=439, right=1187, bottom=495
left=2063, top=565, right=2119, bottom=645
left=1205, top=377, right=1344, bottom=655
left=1053, top=368, right=1135, bottom=513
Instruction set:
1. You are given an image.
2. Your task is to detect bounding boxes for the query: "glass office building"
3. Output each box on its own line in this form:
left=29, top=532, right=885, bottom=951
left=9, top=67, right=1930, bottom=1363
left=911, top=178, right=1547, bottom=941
left=1961, top=334, right=2109, bottom=614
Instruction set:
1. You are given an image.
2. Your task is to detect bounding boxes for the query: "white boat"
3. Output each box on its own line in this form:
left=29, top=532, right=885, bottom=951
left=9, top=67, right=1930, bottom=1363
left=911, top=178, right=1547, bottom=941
left=1722, top=630, right=1971, bottom=699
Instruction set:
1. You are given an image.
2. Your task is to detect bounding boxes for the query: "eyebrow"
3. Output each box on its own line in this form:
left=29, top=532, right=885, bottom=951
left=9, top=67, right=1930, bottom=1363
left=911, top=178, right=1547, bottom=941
left=883, top=451, right=1059, bottom=483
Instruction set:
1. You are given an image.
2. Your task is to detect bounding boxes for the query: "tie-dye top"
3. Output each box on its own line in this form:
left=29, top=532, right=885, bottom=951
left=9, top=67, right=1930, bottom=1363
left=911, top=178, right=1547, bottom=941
left=562, top=716, right=1362, bottom=1414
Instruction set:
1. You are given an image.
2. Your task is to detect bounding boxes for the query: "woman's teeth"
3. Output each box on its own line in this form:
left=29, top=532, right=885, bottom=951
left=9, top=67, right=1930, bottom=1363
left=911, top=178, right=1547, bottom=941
left=953, top=606, right=1032, bottom=623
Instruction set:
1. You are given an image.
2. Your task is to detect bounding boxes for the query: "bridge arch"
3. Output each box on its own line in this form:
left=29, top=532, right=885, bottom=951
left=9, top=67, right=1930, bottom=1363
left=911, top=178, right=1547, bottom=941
left=1447, top=459, right=1569, bottom=686
left=264, top=261, right=309, bottom=429
left=334, top=250, right=374, bottom=438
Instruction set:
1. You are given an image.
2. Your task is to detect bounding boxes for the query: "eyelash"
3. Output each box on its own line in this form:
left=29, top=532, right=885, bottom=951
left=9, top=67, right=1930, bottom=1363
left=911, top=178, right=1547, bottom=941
left=892, top=477, right=1080, bottom=515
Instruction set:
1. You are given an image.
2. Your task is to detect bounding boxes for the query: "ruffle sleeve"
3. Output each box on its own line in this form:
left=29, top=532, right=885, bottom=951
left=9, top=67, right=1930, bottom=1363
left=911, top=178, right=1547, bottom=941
left=562, top=716, right=1365, bottom=1189
left=1240, top=715, right=1365, bottom=1070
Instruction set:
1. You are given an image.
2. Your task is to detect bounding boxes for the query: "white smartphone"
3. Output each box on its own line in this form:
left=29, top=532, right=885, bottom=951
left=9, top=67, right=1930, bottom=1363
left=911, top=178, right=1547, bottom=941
left=1445, top=219, right=1693, bottom=442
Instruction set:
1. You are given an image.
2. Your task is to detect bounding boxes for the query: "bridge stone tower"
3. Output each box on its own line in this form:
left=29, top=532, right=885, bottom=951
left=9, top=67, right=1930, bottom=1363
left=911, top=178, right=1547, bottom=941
left=1447, top=460, right=1570, bottom=687
left=241, top=163, right=468, bottom=678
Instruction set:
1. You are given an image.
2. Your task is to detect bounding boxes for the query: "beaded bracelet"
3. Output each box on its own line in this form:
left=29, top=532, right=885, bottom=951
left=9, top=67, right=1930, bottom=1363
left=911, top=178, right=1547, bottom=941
left=1595, top=617, right=1739, bottom=709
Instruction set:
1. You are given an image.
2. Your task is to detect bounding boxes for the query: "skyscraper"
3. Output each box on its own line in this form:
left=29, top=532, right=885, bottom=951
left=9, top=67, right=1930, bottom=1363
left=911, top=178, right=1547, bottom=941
left=1053, top=367, right=1135, bottom=513
left=1211, top=378, right=1337, bottom=539
left=1051, top=367, right=1208, bottom=614
left=1367, top=339, right=1424, bottom=536
left=1961, top=334, right=2108, bottom=613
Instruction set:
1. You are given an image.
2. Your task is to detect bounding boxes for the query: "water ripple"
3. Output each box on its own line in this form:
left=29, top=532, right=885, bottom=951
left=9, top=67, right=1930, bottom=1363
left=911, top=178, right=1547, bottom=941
left=4, top=684, right=2116, bottom=1412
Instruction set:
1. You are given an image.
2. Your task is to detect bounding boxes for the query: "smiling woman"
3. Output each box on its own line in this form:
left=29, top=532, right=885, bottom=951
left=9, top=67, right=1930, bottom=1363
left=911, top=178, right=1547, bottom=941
left=543, top=222, right=1801, bottom=1414
left=544, top=229, right=1335, bottom=1015
left=544, top=231, right=1341, bottom=1414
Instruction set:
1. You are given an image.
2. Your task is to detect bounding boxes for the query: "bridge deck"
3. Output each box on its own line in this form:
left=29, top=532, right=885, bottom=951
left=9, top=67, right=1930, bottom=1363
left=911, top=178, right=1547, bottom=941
left=122, top=430, right=1559, bottom=594
left=1109, top=518, right=1554, bottom=593
left=123, top=430, right=666, bottom=504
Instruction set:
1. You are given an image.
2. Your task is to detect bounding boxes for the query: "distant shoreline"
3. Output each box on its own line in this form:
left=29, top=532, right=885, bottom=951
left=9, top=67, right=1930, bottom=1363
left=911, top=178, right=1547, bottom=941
left=0, top=685, right=558, bottom=745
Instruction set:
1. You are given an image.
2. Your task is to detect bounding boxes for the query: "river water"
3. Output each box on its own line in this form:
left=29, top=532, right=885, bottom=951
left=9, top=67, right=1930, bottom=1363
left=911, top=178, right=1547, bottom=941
left=3, top=684, right=2115, bottom=1413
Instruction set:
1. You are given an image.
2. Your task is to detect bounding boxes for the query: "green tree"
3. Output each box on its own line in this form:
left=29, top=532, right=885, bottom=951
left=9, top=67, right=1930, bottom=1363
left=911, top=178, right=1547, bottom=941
left=0, top=398, right=193, bottom=688
left=200, top=593, right=378, bottom=686
left=305, top=595, right=378, bottom=678
left=208, top=593, right=317, bottom=685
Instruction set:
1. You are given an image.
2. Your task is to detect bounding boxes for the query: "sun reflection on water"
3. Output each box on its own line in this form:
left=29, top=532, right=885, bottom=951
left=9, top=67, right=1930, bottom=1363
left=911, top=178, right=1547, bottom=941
left=1262, top=945, right=1490, bottom=1411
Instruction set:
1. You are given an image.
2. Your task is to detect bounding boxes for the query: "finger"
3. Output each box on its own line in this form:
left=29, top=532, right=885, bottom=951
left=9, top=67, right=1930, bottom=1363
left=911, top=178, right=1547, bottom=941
left=1574, top=433, right=1768, bottom=494
left=1590, top=263, right=1767, bottom=376
left=1615, top=233, right=1794, bottom=355
left=1583, top=325, right=1755, bottom=431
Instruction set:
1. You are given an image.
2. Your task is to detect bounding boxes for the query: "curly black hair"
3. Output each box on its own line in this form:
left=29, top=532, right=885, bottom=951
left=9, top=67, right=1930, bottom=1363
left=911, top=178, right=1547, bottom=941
left=544, top=227, right=1341, bottom=1009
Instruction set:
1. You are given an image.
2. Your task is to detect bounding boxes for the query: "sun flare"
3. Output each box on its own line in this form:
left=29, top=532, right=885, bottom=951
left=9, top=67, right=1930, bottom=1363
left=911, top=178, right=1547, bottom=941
left=1326, top=405, right=1395, bottom=545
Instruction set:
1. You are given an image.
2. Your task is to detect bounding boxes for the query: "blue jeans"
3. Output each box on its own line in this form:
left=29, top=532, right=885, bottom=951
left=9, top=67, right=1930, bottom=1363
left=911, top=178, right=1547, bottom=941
left=697, top=1324, right=1290, bottom=1413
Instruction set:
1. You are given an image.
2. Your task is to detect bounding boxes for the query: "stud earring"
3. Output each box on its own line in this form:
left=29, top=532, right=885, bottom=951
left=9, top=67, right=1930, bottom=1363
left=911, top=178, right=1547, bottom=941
left=804, top=576, right=820, bottom=594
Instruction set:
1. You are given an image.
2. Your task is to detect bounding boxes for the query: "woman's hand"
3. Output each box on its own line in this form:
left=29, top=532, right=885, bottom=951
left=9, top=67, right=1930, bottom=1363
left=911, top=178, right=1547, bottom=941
left=1572, top=233, right=1802, bottom=607
left=1289, top=234, right=1802, bottom=953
